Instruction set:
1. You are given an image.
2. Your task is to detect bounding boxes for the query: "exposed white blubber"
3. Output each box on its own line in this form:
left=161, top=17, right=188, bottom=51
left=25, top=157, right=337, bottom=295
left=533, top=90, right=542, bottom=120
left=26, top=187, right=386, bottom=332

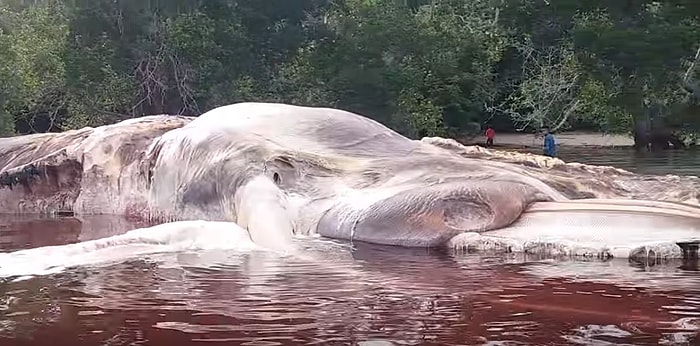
left=0, top=221, right=258, bottom=278
left=448, top=207, right=700, bottom=259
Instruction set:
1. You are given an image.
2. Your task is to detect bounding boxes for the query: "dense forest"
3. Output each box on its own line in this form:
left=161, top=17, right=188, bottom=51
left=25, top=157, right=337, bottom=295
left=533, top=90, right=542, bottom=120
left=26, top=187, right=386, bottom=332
left=0, top=0, right=699, bottom=148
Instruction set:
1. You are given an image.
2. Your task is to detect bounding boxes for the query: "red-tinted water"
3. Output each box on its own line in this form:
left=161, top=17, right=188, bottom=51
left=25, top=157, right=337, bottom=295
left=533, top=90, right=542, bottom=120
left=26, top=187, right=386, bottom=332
left=0, top=216, right=699, bottom=345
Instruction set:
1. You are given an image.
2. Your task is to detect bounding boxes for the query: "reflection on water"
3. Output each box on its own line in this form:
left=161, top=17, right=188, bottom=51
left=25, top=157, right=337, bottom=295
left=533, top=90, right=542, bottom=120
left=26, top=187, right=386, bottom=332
left=518, top=147, right=700, bottom=176
left=0, top=216, right=699, bottom=345
left=0, top=215, right=155, bottom=252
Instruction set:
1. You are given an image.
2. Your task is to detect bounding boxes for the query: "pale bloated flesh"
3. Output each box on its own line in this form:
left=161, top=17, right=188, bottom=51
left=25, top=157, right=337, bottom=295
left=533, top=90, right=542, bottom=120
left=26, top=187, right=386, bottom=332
left=448, top=199, right=700, bottom=258
left=0, top=102, right=698, bottom=250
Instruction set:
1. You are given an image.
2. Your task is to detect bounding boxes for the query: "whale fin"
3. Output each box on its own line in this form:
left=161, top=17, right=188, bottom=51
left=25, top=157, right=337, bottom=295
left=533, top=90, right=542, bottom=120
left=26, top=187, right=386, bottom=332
left=235, top=176, right=295, bottom=251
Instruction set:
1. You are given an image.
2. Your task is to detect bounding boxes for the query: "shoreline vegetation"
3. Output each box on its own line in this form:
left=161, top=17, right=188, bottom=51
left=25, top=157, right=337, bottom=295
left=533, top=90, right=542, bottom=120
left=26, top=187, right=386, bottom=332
left=0, top=1, right=699, bottom=146
left=461, top=132, right=634, bottom=148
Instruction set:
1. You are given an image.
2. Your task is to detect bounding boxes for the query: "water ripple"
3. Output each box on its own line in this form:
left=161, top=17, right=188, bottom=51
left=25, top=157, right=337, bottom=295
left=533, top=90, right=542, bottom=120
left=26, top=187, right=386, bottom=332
left=0, top=216, right=700, bottom=345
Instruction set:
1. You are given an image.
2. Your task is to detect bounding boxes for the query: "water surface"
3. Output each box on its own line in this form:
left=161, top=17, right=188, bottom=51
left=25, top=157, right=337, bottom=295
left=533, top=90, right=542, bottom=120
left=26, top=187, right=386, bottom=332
left=0, top=215, right=699, bottom=345
left=520, top=146, right=700, bottom=176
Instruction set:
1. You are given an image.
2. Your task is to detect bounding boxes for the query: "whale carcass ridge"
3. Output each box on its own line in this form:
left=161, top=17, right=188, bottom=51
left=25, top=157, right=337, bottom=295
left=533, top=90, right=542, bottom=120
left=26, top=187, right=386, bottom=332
left=0, top=102, right=698, bottom=249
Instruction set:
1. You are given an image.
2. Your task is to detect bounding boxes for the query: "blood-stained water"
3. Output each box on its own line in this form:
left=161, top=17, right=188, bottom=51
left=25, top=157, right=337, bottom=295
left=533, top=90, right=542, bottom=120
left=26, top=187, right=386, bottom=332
left=0, top=216, right=698, bottom=345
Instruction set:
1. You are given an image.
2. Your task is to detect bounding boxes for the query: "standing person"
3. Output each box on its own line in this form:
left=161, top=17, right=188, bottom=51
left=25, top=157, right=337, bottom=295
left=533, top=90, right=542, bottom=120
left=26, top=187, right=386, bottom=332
left=542, top=126, right=557, bottom=157
left=484, top=126, right=495, bottom=148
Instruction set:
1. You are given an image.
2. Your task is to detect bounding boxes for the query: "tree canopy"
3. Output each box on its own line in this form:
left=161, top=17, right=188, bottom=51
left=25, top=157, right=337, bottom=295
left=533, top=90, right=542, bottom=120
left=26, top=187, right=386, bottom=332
left=0, top=0, right=699, bottom=141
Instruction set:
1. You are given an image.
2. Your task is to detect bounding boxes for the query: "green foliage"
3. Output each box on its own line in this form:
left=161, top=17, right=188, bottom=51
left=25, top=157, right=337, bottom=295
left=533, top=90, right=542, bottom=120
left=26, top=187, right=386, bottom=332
left=0, top=0, right=699, bottom=139
left=577, top=78, right=633, bottom=133
left=1, top=1, right=68, bottom=132
left=394, top=90, right=446, bottom=137
left=0, top=26, right=18, bottom=135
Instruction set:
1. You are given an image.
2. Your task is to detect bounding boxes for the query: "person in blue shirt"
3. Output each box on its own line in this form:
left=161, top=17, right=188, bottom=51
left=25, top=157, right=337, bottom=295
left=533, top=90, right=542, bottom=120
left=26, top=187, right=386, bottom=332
left=542, top=126, right=556, bottom=157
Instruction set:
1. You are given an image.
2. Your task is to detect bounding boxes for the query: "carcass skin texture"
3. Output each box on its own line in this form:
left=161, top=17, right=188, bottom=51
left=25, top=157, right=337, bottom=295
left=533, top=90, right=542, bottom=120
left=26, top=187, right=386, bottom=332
left=0, top=103, right=698, bottom=249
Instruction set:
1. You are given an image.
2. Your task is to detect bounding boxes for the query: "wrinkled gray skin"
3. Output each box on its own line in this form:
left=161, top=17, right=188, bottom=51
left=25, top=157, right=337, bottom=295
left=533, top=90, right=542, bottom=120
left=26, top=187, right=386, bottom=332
left=1, top=102, right=699, bottom=248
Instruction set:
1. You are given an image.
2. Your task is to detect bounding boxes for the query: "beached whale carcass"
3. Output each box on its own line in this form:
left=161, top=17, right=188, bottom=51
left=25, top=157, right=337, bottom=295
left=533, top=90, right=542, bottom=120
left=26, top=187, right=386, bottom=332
left=0, top=102, right=699, bottom=253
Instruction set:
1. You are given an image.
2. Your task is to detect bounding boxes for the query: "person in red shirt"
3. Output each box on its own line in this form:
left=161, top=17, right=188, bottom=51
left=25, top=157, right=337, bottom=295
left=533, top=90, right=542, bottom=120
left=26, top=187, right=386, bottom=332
left=484, top=126, right=495, bottom=147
